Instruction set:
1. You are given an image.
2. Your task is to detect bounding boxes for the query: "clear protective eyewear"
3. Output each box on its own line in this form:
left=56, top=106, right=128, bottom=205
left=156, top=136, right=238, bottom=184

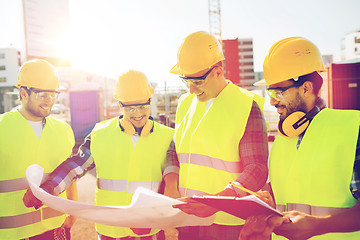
left=27, top=87, right=59, bottom=101
left=266, top=81, right=304, bottom=101
left=179, top=66, right=216, bottom=87
left=120, top=99, right=151, bottom=113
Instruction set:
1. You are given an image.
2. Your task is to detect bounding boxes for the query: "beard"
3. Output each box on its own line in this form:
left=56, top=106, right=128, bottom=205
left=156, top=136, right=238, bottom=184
left=26, top=102, right=52, bottom=119
left=276, top=92, right=307, bottom=125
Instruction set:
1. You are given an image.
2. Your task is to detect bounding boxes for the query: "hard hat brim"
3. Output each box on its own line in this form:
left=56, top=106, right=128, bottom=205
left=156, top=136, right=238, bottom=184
left=169, top=64, right=183, bottom=75
left=253, top=79, right=268, bottom=86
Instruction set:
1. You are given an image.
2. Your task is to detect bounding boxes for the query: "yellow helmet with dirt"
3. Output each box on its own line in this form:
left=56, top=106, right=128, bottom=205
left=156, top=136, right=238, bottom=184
left=113, top=70, right=154, bottom=102
left=170, top=31, right=225, bottom=75
left=16, top=59, right=60, bottom=91
left=254, top=37, right=325, bottom=86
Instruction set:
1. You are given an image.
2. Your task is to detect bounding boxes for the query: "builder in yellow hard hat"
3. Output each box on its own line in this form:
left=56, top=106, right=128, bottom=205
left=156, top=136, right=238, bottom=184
left=24, top=70, right=175, bottom=240
left=240, top=37, right=360, bottom=240
left=0, top=59, right=77, bottom=239
left=163, top=31, right=269, bottom=239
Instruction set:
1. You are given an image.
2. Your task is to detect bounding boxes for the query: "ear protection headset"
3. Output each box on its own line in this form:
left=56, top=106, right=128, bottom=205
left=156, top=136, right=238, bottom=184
left=119, top=117, right=153, bottom=137
left=277, top=106, right=320, bottom=138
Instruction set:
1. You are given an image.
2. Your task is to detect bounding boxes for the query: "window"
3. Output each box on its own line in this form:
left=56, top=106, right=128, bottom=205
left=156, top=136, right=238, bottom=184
left=0, top=53, right=5, bottom=59
left=240, top=41, right=252, bottom=45
left=240, top=62, right=253, bottom=66
left=239, top=48, right=253, bottom=52
left=0, top=77, right=6, bottom=82
left=0, top=66, right=5, bottom=71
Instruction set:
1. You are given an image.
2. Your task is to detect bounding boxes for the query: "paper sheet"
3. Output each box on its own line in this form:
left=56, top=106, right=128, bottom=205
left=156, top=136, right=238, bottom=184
left=26, top=164, right=214, bottom=229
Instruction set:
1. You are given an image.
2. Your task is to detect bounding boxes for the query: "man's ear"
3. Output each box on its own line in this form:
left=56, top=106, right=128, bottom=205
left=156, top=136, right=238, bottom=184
left=215, top=66, right=224, bottom=77
left=302, top=81, right=314, bottom=97
left=19, top=88, right=29, bottom=101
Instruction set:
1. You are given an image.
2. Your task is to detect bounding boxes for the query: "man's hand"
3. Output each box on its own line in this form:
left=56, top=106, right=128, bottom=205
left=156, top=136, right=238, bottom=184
left=173, top=187, right=238, bottom=217
left=56, top=215, right=77, bottom=236
left=130, top=228, right=152, bottom=235
left=274, top=211, right=320, bottom=240
left=173, top=197, right=218, bottom=218
left=23, top=188, right=43, bottom=209
left=240, top=214, right=290, bottom=240
left=255, top=191, right=275, bottom=208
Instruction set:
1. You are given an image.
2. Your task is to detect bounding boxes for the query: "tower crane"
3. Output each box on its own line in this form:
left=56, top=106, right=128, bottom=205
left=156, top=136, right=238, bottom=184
left=208, top=0, right=222, bottom=42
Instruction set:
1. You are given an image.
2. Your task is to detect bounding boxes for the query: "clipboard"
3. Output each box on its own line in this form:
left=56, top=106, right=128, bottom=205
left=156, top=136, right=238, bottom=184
left=191, top=195, right=282, bottom=220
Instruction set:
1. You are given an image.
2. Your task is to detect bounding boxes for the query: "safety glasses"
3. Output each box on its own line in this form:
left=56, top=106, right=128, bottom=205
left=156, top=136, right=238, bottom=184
left=120, top=99, right=151, bottom=113
left=179, top=66, right=216, bottom=87
left=266, top=81, right=304, bottom=101
left=27, top=87, right=59, bottom=101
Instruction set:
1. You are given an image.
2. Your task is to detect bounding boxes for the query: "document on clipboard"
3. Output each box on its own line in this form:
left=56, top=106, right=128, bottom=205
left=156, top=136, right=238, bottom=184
left=191, top=195, right=283, bottom=220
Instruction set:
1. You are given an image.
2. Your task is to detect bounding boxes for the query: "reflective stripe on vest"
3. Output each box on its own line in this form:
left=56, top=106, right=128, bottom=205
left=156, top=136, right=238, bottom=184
left=0, top=207, right=64, bottom=229
left=0, top=174, right=49, bottom=193
left=276, top=203, right=346, bottom=216
left=97, top=178, right=161, bottom=193
left=178, top=153, right=242, bottom=173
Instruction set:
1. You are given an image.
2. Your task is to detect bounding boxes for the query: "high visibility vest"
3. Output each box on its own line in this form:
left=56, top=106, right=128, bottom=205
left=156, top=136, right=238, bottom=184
left=270, top=108, right=360, bottom=240
left=0, top=110, right=74, bottom=239
left=90, top=117, right=174, bottom=238
left=175, top=83, right=265, bottom=225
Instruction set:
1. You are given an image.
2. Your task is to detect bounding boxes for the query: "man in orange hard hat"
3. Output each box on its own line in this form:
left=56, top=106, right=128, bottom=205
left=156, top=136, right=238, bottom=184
left=23, top=70, right=175, bottom=240
left=0, top=59, right=77, bottom=239
left=239, top=37, right=360, bottom=240
left=163, top=31, right=269, bottom=239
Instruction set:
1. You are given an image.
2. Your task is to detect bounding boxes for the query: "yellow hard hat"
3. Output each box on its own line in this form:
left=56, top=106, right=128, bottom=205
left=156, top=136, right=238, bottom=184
left=16, top=59, right=60, bottom=91
left=254, top=37, right=325, bottom=86
left=114, top=70, right=154, bottom=102
left=170, top=31, right=225, bottom=75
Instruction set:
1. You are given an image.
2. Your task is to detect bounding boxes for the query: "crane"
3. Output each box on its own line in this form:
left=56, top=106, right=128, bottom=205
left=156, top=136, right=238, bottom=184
left=208, top=0, right=222, bottom=42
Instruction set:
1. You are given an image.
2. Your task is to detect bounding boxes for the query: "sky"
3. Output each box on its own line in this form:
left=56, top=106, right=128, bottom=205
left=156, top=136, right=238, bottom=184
left=0, top=0, right=359, bottom=89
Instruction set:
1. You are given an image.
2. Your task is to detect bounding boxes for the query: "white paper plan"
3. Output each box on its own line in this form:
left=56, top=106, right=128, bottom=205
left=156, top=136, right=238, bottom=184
left=26, top=164, right=214, bottom=229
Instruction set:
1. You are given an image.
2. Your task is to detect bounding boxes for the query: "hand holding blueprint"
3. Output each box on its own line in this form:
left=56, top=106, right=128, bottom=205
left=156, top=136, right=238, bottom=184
left=26, top=164, right=214, bottom=229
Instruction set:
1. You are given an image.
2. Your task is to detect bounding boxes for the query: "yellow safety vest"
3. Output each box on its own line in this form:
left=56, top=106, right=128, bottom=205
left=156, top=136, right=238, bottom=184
left=90, top=117, right=174, bottom=238
left=270, top=108, right=360, bottom=240
left=175, top=83, right=265, bottom=225
left=0, top=110, right=74, bottom=239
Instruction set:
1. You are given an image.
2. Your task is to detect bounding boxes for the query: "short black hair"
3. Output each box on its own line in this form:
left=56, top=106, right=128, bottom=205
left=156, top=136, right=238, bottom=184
left=290, top=72, right=323, bottom=96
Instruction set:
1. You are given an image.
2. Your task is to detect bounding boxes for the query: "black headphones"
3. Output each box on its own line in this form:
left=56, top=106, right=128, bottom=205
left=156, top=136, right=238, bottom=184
left=277, top=106, right=320, bottom=138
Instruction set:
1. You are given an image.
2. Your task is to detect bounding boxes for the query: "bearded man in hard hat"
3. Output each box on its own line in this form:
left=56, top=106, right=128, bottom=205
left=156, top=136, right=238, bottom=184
left=239, top=37, right=360, bottom=240
left=0, top=59, right=77, bottom=239
left=23, top=70, right=175, bottom=240
left=163, top=31, right=269, bottom=240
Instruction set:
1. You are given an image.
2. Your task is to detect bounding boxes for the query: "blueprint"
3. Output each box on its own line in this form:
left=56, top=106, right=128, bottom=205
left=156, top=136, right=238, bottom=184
left=26, top=164, right=214, bottom=229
